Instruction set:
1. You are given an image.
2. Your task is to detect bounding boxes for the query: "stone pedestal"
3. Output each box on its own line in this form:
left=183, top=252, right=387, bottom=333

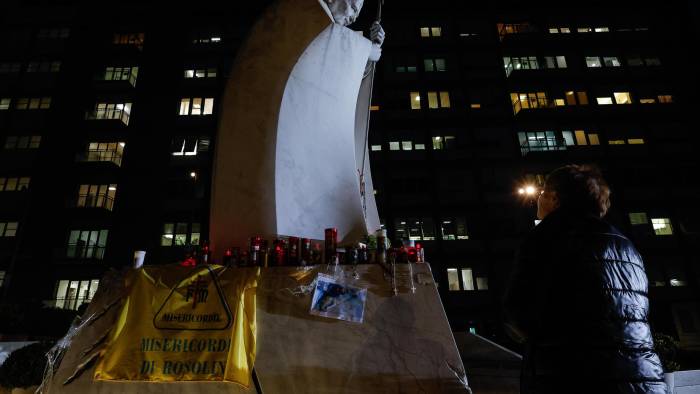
left=45, top=264, right=469, bottom=393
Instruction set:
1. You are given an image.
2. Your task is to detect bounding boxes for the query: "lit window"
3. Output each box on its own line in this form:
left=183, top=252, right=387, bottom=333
left=191, top=98, right=202, bottom=115
left=603, top=57, right=621, bottom=67
left=517, top=131, right=567, bottom=155
left=594, top=27, right=610, bottom=33
left=203, top=98, right=214, bottom=114
left=402, top=141, right=413, bottom=151
left=179, top=97, right=214, bottom=115
left=597, top=97, right=613, bottom=105
left=629, top=212, right=648, bottom=225
left=639, top=98, right=656, bottom=104
left=161, top=222, right=200, bottom=246
left=389, top=142, right=400, bottom=151
left=0, top=98, right=10, bottom=110
left=161, top=223, right=174, bottom=246
left=614, top=92, right=632, bottom=104
left=609, top=140, right=626, bottom=145
left=658, top=95, right=673, bottom=103
left=0, top=222, right=19, bottom=237
left=560, top=27, right=571, bottom=33
left=410, top=92, right=421, bottom=109
left=89, top=102, right=132, bottom=125
left=371, top=145, right=382, bottom=151
left=428, top=92, right=438, bottom=109
left=651, top=218, right=673, bottom=235
left=424, top=58, right=446, bottom=72
left=14, top=97, right=51, bottom=110
left=179, top=99, right=190, bottom=115
left=577, top=92, right=589, bottom=105
left=586, top=57, right=602, bottom=68
left=66, top=229, right=109, bottom=259
left=394, top=217, right=436, bottom=241
left=461, top=269, right=475, bottom=291
left=548, top=28, right=559, bottom=34
left=447, top=268, right=460, bottom=291
left=503, top=56, right=539, bottom=77
left=562, top=131, right=575, bottom=146
left=103, top=66, right=138, bottom=86
left=113, top=33, right=144, bottom=49
left=578, top=27, right=593, bottom=33
left=470, top=103, right=481, bottom=109
left=184, top=67, right=217, bottom=79
left=0, top=177, right=30, bottom=192
left=575, top=130, right=588, bottom=145
left=54, top=279, right=100, bottom=310
left=432, top=136, right=455, bottom=150
left=497, top=23, right=535, bottom=40
left=556, top=56, right=567, bottom=68
left=420, top=27, right=442, bottom=37
left=628, top=138, right=644, bottom=144
left=438, top=92, right=450, bottom=108
left=440, top=217, right=468, bottom=240
left=370, top=105, right=380, bottom=111
left=415, top=143, right=426, bottom=150
left=77, top=184, right=117, bottom=211
left=82, top=142, right=125, bottom=166
left=669, top=279, right=687, bottom=287
left=510, top=92, right=549, bottom=114
left=476, top=277, right=488, bottom=290
left=171, top=137, right=203, bottom=156
left=588, top=133, right=600, bottom=145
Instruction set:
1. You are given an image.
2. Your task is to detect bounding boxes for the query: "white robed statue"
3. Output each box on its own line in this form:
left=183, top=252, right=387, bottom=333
left=210, top=0, right=385, bottom=253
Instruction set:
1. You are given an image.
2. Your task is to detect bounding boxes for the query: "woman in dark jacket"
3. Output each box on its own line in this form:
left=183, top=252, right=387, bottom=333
left=503, top=165, right=667, bottom=394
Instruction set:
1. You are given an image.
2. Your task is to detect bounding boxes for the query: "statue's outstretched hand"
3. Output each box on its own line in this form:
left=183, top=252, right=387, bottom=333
left=370, top=22, right=385, bottom=46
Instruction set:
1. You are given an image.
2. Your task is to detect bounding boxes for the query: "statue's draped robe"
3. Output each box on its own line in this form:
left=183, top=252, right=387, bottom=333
left=210, top=0, right=380, bottom=252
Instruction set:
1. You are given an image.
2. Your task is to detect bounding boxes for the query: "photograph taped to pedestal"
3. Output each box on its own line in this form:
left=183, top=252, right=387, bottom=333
left=310, top=273, right=367, bottom=323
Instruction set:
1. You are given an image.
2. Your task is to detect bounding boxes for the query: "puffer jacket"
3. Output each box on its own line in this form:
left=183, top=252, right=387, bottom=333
left=503, top=209, right=667, bottom=394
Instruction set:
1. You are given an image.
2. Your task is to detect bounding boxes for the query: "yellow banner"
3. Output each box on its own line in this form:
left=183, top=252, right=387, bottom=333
left=94, top=264, right=259, bottom=387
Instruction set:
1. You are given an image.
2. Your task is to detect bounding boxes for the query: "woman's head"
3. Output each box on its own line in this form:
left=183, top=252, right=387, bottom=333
left=537, top=164, right=611, bottom=220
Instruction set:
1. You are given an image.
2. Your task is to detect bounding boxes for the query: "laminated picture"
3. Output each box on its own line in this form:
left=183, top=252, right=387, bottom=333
left=310, top=273, right=367, bottom=323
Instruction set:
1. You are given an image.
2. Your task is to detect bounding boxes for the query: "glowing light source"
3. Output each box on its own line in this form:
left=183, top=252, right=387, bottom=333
left=190, top=171, right=197, bottom=178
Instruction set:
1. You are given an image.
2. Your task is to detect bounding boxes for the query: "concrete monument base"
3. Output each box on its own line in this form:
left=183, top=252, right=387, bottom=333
left=44, top=264, right=469, bottom=393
